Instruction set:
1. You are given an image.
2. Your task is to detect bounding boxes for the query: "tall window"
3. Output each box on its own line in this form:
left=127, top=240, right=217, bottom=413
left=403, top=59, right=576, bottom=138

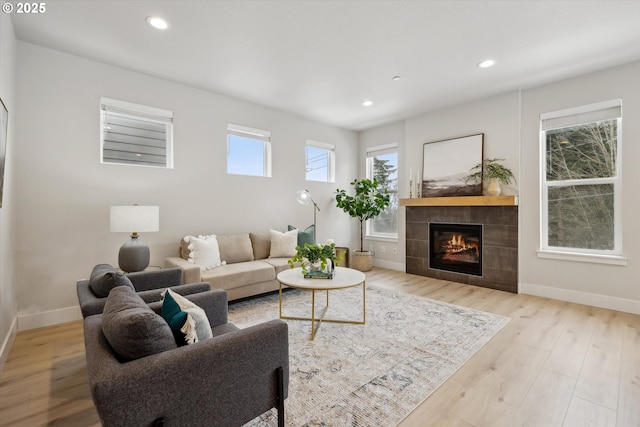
left=366, top=144, right=398, bottom=239
left=100, top=97, right=173, bottom=168
left=306, top=140, right=335, bottom=182
left=227, top=124, right=272, bottom=177
left=540, top=99, right=622, bottom=258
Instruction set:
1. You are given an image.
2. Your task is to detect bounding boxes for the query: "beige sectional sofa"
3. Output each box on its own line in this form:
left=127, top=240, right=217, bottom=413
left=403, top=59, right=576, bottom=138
left=165, top=230, right=298, bottom=301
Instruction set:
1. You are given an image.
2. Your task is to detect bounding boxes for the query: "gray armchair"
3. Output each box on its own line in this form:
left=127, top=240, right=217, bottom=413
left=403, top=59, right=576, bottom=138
left=77, top=267, right=210, bottom=317
left=83, top=289, right=289, bottom=427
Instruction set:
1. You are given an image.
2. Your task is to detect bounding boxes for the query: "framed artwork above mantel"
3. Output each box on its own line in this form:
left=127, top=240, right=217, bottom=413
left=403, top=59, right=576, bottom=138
left=422, top=133, right=484, bottom=198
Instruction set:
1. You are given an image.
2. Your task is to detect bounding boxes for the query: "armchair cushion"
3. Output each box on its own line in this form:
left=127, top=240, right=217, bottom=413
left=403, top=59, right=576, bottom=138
left=161, top=289, right=213, bottom=345
left=102, top=286, right=177, bottom=361
left=89, top=263, right=134, bottom=298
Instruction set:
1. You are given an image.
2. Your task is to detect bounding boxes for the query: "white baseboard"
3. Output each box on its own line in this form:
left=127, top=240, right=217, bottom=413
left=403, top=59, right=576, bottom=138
left=0, top=316, right=17, bottom=372
left=372, top=259, right=405, bottom=272
left=520, top=282, right=640, bottom=315
left=17, top=306, right=82, bottom=331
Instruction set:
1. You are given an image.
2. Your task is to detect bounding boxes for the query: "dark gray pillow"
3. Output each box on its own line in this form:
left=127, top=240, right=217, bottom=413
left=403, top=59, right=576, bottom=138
left=102, top=286, right=177, bottom=361
left=89, top=264, right=134, bottom=298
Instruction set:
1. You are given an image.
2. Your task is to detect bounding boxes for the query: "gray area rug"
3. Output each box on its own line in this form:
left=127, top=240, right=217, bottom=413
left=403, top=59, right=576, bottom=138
left=235, top=285, right=509, bottom=426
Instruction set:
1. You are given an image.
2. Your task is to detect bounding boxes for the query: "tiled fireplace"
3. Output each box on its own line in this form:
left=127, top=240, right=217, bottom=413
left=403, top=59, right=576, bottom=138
left=405, top=204, right=518, bottom=293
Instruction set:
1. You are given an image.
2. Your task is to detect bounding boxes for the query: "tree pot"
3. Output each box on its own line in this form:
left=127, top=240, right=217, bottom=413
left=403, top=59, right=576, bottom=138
left=351, top=250, right=373, bottom=272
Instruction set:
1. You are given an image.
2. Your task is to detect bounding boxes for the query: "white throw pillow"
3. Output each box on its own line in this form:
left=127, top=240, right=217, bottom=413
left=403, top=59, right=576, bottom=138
left=269, top=229, right=298, bottom=258
left=183, top=235, right=223, bottom=271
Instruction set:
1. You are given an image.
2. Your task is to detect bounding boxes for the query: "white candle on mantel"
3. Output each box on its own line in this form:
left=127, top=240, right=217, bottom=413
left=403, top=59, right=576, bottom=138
left=410, top=167, right=412, bottom=180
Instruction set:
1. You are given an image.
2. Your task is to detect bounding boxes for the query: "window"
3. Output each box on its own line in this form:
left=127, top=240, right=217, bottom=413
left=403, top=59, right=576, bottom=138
left=366, top=144, right=398, bottom=239
left=100, top=97, right=173, bottom=168
left=305, top=140, right=335, bottom=182
left=540, top=99, right=622, bottom=259
left=227, top=123, right=271, bottom=177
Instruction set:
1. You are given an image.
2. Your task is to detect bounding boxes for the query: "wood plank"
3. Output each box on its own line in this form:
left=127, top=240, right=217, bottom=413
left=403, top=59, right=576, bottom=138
left=400, top=195, right=518, bottom=207
left=563, top=396, right=616, bottom=427
left=617, top=361, right=640, bottom=427
left=573, top=309, right=624, bottom=410
left=510, top=369, right=576, bottom=426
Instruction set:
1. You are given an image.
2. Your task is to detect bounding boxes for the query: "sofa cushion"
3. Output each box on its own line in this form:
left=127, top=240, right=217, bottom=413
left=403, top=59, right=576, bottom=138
left=269, top=229, right=298, bottom=258
left=101, top=286, right=177, bottom=361
left=288, top=224, right=315, bottom=247
left=89, top=264, right=135, bottom=298
left=160, top=289, right=213, bottom=345
left=200, top=261, right=275, bottom=291
left=184, top=235, right=223, bottom=271
left=261, top=257, right=293, bottom=275
left=249, top=231, right=271, bottom=260
left=217, top=233, right=255, bottom=264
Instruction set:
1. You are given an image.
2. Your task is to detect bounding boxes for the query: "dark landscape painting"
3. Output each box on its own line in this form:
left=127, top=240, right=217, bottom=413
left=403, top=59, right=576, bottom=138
left=422, top=134, right=483, bottom=197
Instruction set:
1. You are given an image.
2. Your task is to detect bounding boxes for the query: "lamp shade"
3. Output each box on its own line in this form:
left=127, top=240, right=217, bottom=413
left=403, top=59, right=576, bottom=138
left=296, top=190, right=312, bottom=205
left=110, top=205, right=159, bottom=233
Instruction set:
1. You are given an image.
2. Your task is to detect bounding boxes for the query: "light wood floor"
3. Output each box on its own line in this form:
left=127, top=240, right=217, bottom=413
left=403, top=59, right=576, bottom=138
left=1, top=268, right=638, bottom=426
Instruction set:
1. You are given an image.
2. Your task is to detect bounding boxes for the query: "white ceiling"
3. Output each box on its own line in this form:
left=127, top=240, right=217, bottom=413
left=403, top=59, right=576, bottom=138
left=10, top=0, right=640, bottom=131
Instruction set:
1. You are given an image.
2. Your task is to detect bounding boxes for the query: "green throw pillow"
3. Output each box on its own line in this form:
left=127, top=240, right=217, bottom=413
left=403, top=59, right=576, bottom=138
left=160, top=289, right=213, bottom=346
left=161, top=291, right=191, bottom=346
left=288, top=224, right=315, bottom=247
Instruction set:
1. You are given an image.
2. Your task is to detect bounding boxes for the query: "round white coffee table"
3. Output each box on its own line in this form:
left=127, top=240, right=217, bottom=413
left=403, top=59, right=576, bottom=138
left=277, top=267, right=366, bottom=340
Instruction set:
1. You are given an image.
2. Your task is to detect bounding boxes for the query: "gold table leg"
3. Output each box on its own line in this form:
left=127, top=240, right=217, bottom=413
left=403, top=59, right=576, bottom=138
left=279, top=280, right=366, bottom=341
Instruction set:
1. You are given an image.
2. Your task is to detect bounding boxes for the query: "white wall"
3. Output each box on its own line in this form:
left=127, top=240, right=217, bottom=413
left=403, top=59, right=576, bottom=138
left=14, top=42, right=358, bottom=329
left=358, top=120, right=405, bottom=270
left=520, top=61, right=640, bottom=313
left=0, top=13, right=18, bottom=368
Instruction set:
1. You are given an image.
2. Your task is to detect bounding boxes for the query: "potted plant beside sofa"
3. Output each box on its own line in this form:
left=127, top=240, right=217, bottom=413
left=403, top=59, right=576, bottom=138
left=335, top=178, right=390, bottom=272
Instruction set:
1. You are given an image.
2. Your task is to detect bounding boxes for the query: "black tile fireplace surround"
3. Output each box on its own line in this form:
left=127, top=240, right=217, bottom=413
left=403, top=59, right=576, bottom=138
left=406, top=206, right=518, bottom=293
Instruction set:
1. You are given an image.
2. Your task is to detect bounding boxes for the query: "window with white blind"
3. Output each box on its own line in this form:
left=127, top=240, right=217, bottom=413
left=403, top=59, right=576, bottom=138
left=365, top=143, right=398, bottom=239
left=540, top=99, right=624, bottom=263
left=306, top=140, right=335, bottom=182
left=100, top=97, right=173, bottom=168
left=227, top=123, right=272, bottom=177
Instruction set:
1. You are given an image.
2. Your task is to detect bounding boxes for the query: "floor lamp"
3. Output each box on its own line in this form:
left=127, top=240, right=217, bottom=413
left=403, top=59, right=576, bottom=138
left=110, top=205, right=159, bottom=272
left=295, top=189, right=319, bottom=241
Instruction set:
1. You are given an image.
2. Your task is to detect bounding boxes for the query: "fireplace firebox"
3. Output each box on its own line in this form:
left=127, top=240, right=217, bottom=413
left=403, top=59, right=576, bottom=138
left=429, top=223, right=482, bottom=276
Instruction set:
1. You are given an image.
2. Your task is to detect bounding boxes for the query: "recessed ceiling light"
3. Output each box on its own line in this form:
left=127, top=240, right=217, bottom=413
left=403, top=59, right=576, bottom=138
left=478, top=59, right=496, bottom=68
left=147, top=16, right=169, bottom=30
left=362, top=100, right=373, bottom=107
left=392, top=76, right=401, bottom=81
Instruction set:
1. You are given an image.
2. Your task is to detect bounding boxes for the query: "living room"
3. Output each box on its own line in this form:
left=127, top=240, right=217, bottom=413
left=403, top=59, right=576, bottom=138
left=1, top=1, right=639, bottom=425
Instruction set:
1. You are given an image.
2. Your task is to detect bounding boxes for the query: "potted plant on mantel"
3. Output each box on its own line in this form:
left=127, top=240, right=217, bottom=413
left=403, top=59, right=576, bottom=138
left=465, top=158, right=516, bottom=196
left=335, top=178, right=390, bottom=272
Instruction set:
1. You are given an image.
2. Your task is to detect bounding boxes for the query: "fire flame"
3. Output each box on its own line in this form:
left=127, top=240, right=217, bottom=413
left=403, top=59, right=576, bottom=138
left=446, top=234, right=479, bottom=256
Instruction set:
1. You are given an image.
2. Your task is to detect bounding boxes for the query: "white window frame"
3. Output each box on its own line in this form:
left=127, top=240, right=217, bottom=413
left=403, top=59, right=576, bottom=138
left=305, top=140, right=335, bottom=183
left=227, top=123, right=272, bottom=177
left=538, top=99, right=625, bottom=265
left=100, top=97, right=174, bottom=168
left=365, top=143, right=399, bottom=241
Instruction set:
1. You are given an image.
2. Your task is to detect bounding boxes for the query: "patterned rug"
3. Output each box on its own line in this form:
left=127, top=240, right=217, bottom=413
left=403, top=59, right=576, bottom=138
left=234, top=285, right=509, bottom=427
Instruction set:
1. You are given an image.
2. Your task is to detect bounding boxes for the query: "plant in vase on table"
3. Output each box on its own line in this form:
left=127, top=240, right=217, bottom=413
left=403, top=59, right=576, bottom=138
left=288, top=242, right=338, bottom=276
